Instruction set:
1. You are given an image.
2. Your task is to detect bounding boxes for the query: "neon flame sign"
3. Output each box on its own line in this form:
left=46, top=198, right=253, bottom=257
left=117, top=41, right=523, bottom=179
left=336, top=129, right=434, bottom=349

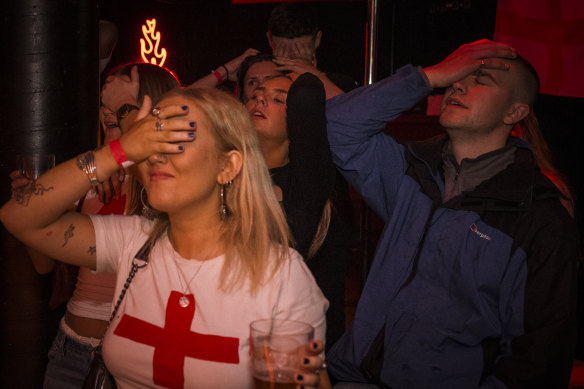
left=140, top=18, right=167, bottom=67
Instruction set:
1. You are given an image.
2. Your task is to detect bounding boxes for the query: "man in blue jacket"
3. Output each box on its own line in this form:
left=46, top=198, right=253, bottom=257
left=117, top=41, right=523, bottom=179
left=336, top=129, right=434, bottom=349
left=325, top=40, right=580, bottom=388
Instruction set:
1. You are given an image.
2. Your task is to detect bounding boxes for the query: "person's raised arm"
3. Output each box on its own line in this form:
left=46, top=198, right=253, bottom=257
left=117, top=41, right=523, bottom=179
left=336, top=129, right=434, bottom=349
left=0, top=96, right=195, bottom=269
left=187, top=48, right=259, bottom=89
left=8, top=169, right=66, bottom=273
left=273, top=57, right=343, bottom=100
left=326, top=38, right=519, bottom=166
left=283, top=73, right=336, bottom=257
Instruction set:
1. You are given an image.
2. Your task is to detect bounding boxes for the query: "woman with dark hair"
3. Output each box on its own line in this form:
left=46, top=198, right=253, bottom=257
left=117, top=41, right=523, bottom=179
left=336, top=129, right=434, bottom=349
left=237, top=53, right=281, bottom=103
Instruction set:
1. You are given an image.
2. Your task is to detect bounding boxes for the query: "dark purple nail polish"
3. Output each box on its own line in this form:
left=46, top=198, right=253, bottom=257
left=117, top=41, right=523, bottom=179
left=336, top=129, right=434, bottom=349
left=189, top=122, right=196, bottom=128
left=296, top=374, right=303, bottom=381
left=182, top=105, right=188, bottom=110
left=178, top=146, right=184, bottom=151
left=303, top=358, right=310, bottom=365
left=312, top=341, right=318, bottom=349
left=188, top=132, right=195, bottom=138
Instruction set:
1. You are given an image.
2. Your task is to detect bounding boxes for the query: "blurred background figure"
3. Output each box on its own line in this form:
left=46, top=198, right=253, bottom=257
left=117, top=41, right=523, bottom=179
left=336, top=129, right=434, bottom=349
left=266, top=3, right=359, bottom=94
left=99, top=20, right=118, bottom=74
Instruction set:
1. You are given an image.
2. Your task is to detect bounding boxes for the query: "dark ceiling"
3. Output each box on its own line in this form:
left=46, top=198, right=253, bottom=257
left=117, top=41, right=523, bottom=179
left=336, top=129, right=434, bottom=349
left=98, top=0, right=497, bottom=85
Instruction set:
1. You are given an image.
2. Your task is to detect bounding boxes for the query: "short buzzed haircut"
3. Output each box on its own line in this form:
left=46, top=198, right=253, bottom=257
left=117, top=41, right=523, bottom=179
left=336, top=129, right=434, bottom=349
left=268, top=3, right=319, bottom=39
left=512, top=54, right=540, bottom=108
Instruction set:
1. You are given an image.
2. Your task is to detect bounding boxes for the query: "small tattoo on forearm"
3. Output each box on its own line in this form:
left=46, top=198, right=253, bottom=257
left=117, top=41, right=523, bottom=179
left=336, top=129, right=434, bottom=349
left=62, top=224, right=75, bottom=247
left=88, top=246, right=96, bottom=255
left=13, top=182, right=55, bottom=206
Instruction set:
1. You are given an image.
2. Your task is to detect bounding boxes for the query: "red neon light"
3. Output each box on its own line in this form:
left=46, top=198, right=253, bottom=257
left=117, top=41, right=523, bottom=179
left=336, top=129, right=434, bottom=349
left=140, top=18, right=167, bottom=67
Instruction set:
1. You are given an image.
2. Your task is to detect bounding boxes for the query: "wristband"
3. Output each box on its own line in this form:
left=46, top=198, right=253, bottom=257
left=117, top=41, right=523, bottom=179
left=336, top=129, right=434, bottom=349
left=109, top=139, right=134, bottom=169
left=212, top=69, right=222, bottom=83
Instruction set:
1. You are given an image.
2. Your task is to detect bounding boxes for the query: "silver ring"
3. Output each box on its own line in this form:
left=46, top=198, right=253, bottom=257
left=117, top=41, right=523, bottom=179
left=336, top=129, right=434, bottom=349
left=155, top=118, right=164, bottom=131
left=151, top=107, right=161, bottom=117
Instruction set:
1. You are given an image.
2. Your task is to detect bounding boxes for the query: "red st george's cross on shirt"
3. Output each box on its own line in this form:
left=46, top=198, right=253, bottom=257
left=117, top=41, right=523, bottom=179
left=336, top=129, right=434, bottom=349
left=115, top=291, right=240, bottom=389
left=494, top=0, right=584, bottom=98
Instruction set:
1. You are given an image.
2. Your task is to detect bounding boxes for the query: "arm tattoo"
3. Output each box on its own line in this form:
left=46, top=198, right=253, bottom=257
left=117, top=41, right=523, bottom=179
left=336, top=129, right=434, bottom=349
left=13, top=182, right=54, bottom=206
left=62, top=224, right=75, bottom=247
left=88, top=246, right=96, bottom=255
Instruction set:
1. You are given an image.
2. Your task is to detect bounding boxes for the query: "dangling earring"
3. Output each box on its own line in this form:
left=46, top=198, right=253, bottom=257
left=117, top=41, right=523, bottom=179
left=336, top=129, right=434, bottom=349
left=219, top=180, right=233, bottom=221
left=140, top=187, right=158, bottom=219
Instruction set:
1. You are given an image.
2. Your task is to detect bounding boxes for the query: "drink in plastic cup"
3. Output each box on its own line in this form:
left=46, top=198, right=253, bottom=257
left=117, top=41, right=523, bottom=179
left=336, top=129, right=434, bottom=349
left=250, top=319, right=314, bottom=389
left=17, top=153, right=55, bottom=181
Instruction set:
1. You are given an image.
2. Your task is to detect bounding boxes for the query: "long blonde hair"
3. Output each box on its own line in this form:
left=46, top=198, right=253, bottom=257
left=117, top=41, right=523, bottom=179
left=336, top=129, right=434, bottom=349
left=144, top=87, right=291, bottom=293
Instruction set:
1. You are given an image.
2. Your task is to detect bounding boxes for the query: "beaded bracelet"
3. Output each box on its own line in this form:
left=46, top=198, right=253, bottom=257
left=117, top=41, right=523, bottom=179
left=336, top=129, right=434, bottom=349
left=109, top=139, right=134, bottom=169
left=76, top=150, right=99, bottom=187
left=221, top=64, right=229, bottom=81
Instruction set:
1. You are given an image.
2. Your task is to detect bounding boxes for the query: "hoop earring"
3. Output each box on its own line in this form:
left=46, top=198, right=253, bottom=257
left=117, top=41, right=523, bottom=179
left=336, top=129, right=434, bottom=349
left=219, top=181, right=233, bottom=221
left=140, top=187, right=158, bottom=219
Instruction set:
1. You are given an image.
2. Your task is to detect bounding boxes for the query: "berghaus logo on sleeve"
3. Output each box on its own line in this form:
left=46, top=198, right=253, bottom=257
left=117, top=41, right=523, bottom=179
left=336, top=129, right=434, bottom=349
left=470, top=224, right=491, bottom=241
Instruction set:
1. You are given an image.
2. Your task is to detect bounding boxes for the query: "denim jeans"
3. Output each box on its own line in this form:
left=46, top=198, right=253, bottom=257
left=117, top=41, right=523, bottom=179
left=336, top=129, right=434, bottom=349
left=43, top=320, right=99, bottom=389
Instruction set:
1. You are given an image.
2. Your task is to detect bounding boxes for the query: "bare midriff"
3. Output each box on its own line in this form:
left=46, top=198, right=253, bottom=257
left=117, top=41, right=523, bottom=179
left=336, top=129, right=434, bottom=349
left=65, top=310, right=109, bottom=339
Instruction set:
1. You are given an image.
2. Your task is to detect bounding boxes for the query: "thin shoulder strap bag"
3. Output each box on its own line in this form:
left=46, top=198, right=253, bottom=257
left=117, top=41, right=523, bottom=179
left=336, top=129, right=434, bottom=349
left=82, top=239, right=151, bottom=389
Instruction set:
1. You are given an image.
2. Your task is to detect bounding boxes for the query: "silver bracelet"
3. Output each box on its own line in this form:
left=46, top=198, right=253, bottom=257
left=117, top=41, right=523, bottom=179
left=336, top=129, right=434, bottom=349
left=76, top=150, right=99, bottom=187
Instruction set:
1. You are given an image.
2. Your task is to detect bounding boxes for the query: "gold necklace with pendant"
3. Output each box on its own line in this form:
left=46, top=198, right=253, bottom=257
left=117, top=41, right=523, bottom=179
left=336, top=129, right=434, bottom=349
left=175, top=259, right=206, bottom=308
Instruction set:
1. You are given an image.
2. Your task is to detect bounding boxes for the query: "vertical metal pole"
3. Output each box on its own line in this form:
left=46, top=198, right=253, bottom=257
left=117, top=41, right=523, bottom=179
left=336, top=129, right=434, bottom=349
left=360, top=0, right=380, bottom=286
left=0, top=1, right=98, bottom=386
left=364, top=0, right=380, bottom=86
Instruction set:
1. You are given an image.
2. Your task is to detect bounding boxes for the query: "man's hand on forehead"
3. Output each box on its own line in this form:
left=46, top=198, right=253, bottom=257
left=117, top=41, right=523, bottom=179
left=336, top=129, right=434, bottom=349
left=423, top=39, right=517, bottom=89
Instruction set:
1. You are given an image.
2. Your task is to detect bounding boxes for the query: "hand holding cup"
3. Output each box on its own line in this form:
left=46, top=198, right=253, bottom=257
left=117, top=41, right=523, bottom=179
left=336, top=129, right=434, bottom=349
left=17, top=153, right=55, bottom=181
left=250, top=319, right=315, bottom=389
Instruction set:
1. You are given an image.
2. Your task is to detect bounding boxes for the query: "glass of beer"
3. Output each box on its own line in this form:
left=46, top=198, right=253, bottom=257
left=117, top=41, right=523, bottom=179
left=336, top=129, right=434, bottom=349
left=17, top=153, right=55, bottom=181
left=250, top=318, right=314, bottom=389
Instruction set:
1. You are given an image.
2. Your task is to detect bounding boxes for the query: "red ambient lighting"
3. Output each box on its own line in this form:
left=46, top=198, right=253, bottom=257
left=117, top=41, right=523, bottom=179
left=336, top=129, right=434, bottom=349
left=140, top=18, right=167, bottom=67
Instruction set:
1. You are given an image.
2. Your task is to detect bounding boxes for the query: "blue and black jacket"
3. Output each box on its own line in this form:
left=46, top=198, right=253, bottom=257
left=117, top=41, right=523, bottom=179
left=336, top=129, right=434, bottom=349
left=325, top=65, right=580, bottom=389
